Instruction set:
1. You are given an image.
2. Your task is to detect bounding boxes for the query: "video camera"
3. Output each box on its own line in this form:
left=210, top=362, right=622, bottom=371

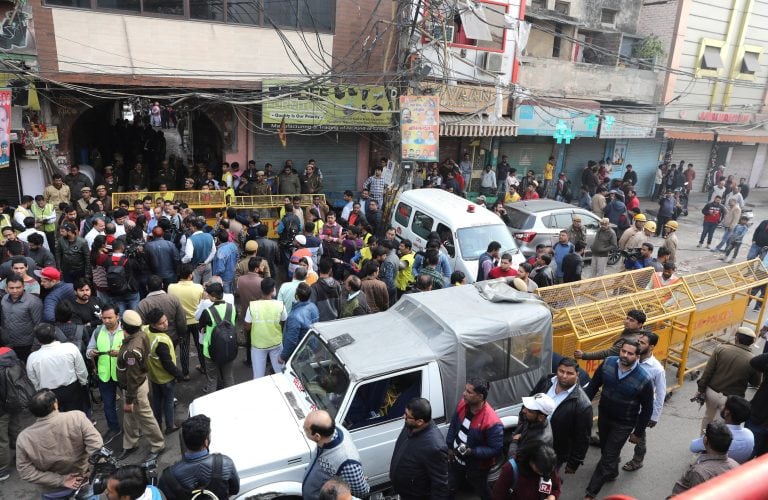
left=73, top=447, right=158, bottom=499
left=621, top=248, right=642, bottom=261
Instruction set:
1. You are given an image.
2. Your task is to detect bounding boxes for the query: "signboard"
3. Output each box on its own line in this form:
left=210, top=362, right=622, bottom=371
left=261, top=80, right=395, bottom=131
left=514, top=105, right=598, bottom=137
left=599, top=113, right=658, bottom=139
left=420, top=83, right=509, bottom=115
left=400, top=95, right=439, bottom=162
left=0, top=90, right=10, bottom=169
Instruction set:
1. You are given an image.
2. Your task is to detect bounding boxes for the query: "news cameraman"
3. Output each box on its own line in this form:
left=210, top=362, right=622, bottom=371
left=623, top=242, right=655, bottom=271
left=105, top=465, right=163, bottom=500
left=15, top=389, right=102, bottom=495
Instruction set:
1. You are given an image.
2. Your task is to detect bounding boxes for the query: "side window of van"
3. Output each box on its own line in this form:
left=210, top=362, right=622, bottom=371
left=343, top=371, right=423, bottom=430
left=436, top=223, right=455, bottom=258
left=412, top=211, right=434, bottom=239
left=395, top=203, right=412, bottom=227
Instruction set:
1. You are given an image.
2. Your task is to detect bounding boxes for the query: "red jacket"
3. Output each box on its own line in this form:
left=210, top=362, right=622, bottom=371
left=446, top=399, right=504, bottom=470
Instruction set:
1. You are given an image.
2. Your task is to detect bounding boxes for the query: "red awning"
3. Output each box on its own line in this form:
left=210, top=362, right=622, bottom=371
left=663, top=129, right=715, bottom=141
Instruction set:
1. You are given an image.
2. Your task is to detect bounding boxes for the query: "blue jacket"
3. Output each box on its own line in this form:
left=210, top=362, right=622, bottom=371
left=212, top=242, right=238, bottom=282
left=281, top=300, right=319, bottom=361
left=146, top=239, right=179, bottom=280
left=445, top=399, right=504, bottom=470
left=553, top=242, right=574, bottom=278
left=43, top=282, right=76, bottom=323
left=729, top=224, right=749, bottom=244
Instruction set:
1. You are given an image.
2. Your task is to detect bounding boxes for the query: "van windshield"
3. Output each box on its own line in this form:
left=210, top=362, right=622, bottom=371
left=457, top=224, right=519, bottom=261
left=290, top=332, right=350, bottom=419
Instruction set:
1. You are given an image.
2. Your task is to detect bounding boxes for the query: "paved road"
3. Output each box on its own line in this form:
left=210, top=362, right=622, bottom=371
left=4, top=188, right=767, bottom=499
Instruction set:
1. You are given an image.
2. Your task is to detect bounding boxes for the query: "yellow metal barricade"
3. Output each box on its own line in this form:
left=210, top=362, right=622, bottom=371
left=562, top=282, right=696, bottom=389
left=666, top=259, right=768, bottom=381
left=230, top=194, right=326, bottom=238
left=535, top=268, right=655, bottom=355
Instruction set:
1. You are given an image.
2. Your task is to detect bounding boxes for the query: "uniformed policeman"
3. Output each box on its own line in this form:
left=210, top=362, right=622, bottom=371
left=116, top=309, right=165, bottom=462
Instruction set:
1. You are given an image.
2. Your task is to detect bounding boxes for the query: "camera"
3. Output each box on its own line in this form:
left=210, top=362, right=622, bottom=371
left=74, top=447, right=158, bottom=499
left=621, top=248, right=642, bottom=261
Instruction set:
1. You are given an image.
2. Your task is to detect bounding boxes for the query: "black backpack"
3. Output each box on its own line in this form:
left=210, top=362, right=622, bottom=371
left=207, top=304, right=238, bottom=366
left=0, top=348, right=36, bottom=412
left=106, top=255, right=132, bottom=295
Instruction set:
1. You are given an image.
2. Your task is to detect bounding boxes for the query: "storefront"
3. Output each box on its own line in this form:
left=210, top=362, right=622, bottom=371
left=599, top=113, right=661, bottom=197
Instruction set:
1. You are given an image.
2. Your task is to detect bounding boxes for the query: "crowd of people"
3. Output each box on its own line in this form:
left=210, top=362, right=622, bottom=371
left=0, top=141, right=766, bottom=499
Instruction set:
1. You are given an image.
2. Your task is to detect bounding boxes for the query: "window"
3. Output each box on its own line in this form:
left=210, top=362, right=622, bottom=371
left=554, top=1, right=569, bottom=15
left=44, top=0, right=336, bottom=32
left=601, top=9, right=616, bottom=24
left=702, top=45, right=724, bottom=70
left=466, top=331, right=545, bottom=382
left=552, top=24, right=563, bottom=58
left=436, top=223, right=456, bottom=258
left=291, top=332, right=351, bottom=418
left=453, top=0, right=508, bottom=53
left=394, top=202, right=412, bottom=227
left=457, top=224, right=518, bottom=260
left=581, top=213, right=601, bottom=230
left=742, top=51, right=760, bottom=74
left=411, top=210, right=434, bottom=239
left=343, top=371, right=422, bottom=430
left=531, top=0, right=547, bottom=9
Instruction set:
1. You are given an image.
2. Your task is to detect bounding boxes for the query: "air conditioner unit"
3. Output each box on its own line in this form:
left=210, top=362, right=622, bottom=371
left=484, top=52, right=504, bottom=73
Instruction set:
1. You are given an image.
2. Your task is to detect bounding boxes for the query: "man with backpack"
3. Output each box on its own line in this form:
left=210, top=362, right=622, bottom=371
left=103, top=239, right=141, bottom=316
left=0, top=346, right=35, bottom=481
left=116, top=310, right=165, bottom=462
left=199, top=282, right=238, bottom=393
left=158, top=414, right=240, bottom=499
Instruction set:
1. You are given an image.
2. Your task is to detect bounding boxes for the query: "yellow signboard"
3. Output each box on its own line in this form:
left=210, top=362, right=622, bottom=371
left=421, top=83, right=509, bottom=115
left=262, top=80, right=396, bottom=131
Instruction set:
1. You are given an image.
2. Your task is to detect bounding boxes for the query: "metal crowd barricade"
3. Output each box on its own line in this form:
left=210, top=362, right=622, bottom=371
left=535, top=268, right=655, bottom=355
left=231, top=194, right=326, bottom=238
left=561, top=282, right=697, bottom=389
left=111, top=190, right=227, bottom=209
left=667, top=258, right=768, bottom=382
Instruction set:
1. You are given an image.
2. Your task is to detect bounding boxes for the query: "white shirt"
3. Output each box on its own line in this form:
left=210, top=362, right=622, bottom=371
left=114, top=223, right=126, bottom=238
left=690, top=423, right=754, bottom=464
left=182, top=230, right=217, bottom=265
left=26, top=341, right=88, bottom=390
left=85, top=228, right=105, bottom=250
left=545, top=375, right=577, bottom=412
left=340, top=201, right=354, bottom=222
left=18, top=228, right=50, bottom=250
left=640, top=354, right=667, bottom=422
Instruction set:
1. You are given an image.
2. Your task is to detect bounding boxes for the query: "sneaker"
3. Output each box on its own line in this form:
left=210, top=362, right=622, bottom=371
left=0, top=468, right=9, bottom=481
left=706, top=244, right=711, bottom=249
left=103, top=428, right=122, bottom=445
left=697, top=243, right=702, bottom=248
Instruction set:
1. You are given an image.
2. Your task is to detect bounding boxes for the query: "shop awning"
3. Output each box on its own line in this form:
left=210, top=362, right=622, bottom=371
left=440, top=115, right=517, bottom=137
left=717, top=132, right=768, bottom=144
left=663, top=128, right=715, bottom=141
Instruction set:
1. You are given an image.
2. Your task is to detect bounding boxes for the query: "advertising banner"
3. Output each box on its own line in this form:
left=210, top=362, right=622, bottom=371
left=261, top=80, right=395, bottom=131
left=400, top=95, right=439, bottom=162
left=0, top=89, right=10, bottom=168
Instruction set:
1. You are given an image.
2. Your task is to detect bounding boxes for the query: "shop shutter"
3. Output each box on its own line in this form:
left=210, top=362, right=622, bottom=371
left=563, top=138, right=605, bottom=187
left=623, top=139, right=664, bottom=197
left=499, top=141, right=555, bottom=177
left=723, top=145, right=756, bottom=184
left=251, top=133, right=359, bottom=193
left=670, top=140, right=713, bottom=192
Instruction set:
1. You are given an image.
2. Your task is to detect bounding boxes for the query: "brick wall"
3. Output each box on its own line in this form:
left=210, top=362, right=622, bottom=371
left=636, top=0, right=679, bottom=60
left=332, top=0, right=396, bottom=83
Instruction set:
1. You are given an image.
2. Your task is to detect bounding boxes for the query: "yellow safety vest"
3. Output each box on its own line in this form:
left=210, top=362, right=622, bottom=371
left=396, top=252, right=415, bottom=291
left=249, top=300, right=284, bottom=349
left=95, top=326, right=124, bottom=383
left=146, top=328, right=177, bottom=385
left=31, top=203, right=56, bottom=232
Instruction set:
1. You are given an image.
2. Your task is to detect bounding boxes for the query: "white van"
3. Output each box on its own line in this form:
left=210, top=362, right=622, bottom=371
left=390, top=189, right=525, bottom=282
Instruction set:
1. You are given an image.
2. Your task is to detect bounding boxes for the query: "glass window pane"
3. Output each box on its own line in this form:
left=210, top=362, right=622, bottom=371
left=298, top=0, right=334, bottom=32
left=143, top=0, right=184, bottom=15
left=411, top=211, right=434, bottom=239
left=228, top=0, right=260, bottom=24
left=394, top=203, right=412, bottom=227
left=96, top=0, right=140, bottom=11
left=45, top=0, right=91, bottom=7
left=264, top=0, right=297, bottom=27
left=190, top=0, right=225, bottom=21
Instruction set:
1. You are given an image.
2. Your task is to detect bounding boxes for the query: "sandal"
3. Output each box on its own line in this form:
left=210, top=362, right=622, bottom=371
left=622, top=460, right=643, bottom=471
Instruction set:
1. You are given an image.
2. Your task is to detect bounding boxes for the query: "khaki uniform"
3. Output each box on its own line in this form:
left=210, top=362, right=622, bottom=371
left=117, top=330, right=165, bottom=452
left=663, top=232, right=678, bottom=262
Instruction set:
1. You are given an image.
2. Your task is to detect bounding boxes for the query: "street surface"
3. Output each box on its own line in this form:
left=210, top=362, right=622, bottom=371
left=4, top=188, right=768, bottom=499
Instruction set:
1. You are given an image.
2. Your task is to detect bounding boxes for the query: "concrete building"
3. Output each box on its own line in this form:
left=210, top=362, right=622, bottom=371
left=512, top=0, right=663, bottom=196
left=638, top=0, right=768, bottom=190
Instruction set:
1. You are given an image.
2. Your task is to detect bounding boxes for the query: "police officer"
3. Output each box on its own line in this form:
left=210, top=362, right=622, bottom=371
left=116, top=309, right=165, bottom=462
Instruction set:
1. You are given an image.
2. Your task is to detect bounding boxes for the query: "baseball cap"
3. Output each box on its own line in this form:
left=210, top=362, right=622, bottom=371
left=122, top=310, right=143, bottom=328
left=522, top=393, right=556, bottom=416
left=39, top=267, right=61, bottom=281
